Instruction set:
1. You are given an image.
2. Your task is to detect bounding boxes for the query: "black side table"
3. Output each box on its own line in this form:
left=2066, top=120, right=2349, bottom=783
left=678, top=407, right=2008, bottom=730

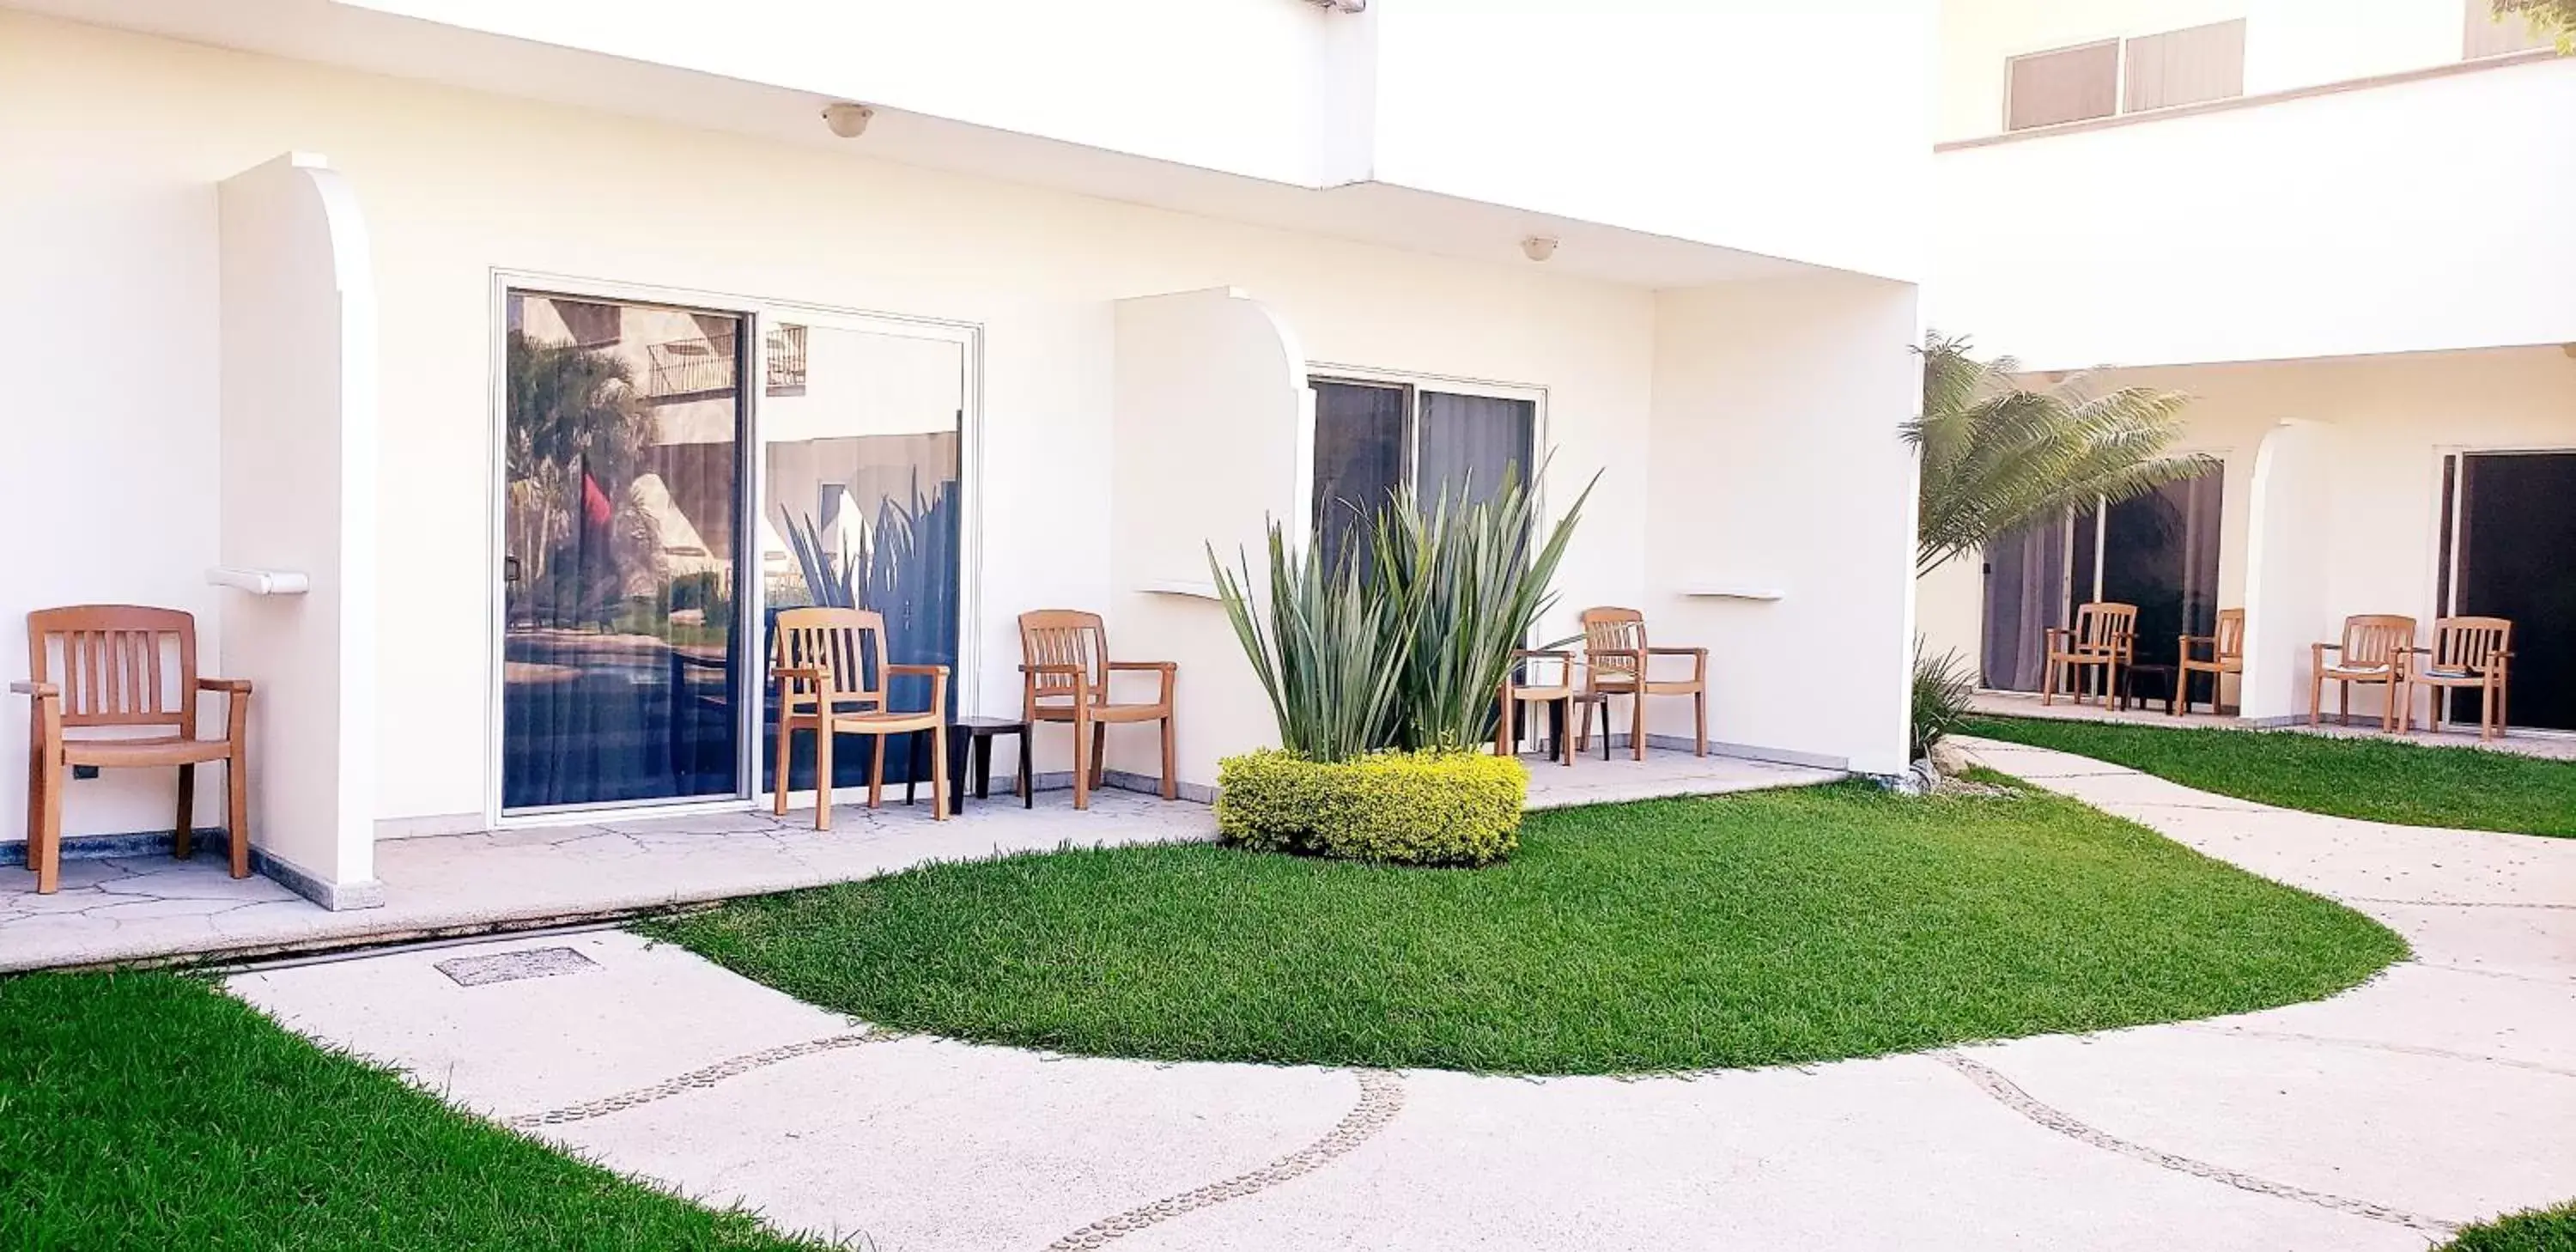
left=905, top=716, right=1031, bottom=814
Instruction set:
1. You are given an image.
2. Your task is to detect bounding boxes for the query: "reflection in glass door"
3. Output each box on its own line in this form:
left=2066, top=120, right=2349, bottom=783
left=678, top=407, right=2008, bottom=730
left=756, top=319, right=964, bottom=797
left=501, top=292, right=744, bottom=810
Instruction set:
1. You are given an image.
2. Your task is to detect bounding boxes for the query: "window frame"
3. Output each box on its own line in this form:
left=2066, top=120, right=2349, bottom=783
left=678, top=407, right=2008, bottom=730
left=1303, top=363, right=1549, bottom=548
left=2001, top=20, right=2248, bottom=133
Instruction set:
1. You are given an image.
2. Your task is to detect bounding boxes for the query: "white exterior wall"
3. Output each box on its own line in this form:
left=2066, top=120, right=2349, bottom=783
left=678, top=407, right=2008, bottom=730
left=1648, top=277, right=1923, bottom=776
left=1913, top=349, right=2576, bottom=718
left=1367, top=0, right=1934, bottom=283
left=340, top=0, right=1356, bottom=187
left=6, top=12, right=1786, bottom=842
left=295, top=0, right=1936, bottom=283
left=1107, top=289, right=1309, bottom=792
left=1929, top=55, right=2576, bottom=371
left=214, top=154, right=381, bottom=903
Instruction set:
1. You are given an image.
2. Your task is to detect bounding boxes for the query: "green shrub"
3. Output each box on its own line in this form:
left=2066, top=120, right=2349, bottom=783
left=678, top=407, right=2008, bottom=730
left=1912, top=643, right=1977, bottom=760
left=1216, top=749, right=1528, bottom=866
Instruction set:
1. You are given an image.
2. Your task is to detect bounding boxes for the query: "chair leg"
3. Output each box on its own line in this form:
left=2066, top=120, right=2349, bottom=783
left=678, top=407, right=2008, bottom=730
left=1072, top=714, right=1092, bottom=811
left=1159, top=714, right=1177, bottom=801
left=1558, top=698, right=1574, bottom=766
left=225, top=754, right=250, bottom=880
left=773, top=716, right=794, bottom=817
left=31, top=746, right=61, bottom=895
left=174, top=763, right=196, bottom=860
left=869, top=734, right=887, bottom=810
left=1631, top=693, right=1645, bottom=762
left=1090, top=721, right=1109, bottom=791
left=812, top=726, right=835, bottom=831
left=2042, top=656, right=2056, bottom=707
left=1692, top=690, right=1707, bottom=757
left=2340, top=682, right=2351, bottom=727
left=930, top=724, right=951, bottom=823
left=2310, top=672, right=2324, bottom=727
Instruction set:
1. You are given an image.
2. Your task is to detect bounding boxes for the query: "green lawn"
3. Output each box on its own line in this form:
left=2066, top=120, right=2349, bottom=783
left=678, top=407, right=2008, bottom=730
left=1961, top=716, right=2576, bottom=838
left=0, top=971, right=821, bottom=1251
left=2443, top=1202, right=2576, bottom=1252
left=645, top=781, right=2403, bottom=1075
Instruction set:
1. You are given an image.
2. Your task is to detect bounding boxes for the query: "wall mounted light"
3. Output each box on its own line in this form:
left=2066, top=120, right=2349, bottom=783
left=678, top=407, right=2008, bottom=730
left=1520, top=235, right=1558, bottom=263
left=822, top=102, right=875, bottom=139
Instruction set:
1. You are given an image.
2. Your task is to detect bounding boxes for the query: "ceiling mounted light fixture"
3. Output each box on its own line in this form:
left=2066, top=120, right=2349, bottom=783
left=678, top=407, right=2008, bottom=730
left=821, top=102, right=875, bottom=139
left=1520, top=234, right=1559, bottom=263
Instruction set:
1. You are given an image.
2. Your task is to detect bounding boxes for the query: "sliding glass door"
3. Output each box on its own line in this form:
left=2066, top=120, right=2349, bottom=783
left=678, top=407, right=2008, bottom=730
left=500, top=292, right=744, bottom=810
left=756, top=317, right=965, bottom=796
left=499, top=289, right=970, bottom=817
left=1979, top=466, right=2222, bottom=690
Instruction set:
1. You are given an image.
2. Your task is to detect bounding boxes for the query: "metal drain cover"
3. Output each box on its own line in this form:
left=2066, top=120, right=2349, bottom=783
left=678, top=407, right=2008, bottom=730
left=434, top=945, right=599, bottom=988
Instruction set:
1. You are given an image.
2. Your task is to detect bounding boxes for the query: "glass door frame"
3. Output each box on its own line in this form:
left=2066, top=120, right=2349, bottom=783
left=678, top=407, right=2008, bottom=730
left=484, top=271, right=983, bottom=829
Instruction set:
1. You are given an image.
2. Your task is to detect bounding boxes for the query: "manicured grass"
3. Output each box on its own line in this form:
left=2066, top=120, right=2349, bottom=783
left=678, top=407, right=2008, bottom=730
left=1961, top=715, right=2576, bottom=838
left=645, top=782, right=2404, bottom=1075
left=0, top=971, right=821, bottom=1251
left=2442, top=1202, right=2576, bottom=1252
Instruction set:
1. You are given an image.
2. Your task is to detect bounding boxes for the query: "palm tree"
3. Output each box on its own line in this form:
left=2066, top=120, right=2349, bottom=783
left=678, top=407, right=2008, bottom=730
left=1906, top=332, right=2210, bottom=577
left=503, top=331, right=656, bottom=620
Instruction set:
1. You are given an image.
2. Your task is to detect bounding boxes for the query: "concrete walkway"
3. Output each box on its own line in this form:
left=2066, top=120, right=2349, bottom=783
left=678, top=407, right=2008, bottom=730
left=3, top=750, right=1832, bottom=974
left=226, top=740, right=2576, bottom=1251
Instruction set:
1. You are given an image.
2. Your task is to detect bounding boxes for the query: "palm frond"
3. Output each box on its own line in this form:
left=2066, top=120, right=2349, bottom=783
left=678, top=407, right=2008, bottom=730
left=1911, top=332, right=2208, bottom=575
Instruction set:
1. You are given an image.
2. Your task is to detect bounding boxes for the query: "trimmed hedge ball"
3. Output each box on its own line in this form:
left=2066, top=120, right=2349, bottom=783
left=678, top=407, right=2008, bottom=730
left=1214, top=749, right=1528, bottom=866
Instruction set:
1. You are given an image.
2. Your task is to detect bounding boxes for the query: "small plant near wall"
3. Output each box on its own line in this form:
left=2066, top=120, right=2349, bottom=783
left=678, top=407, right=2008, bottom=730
left=1207, top=465, right=1592, bottom=866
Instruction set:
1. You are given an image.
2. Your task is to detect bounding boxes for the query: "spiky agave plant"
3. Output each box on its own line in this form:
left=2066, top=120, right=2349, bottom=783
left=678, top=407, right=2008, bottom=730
left=1209, top=520, right=1417, bottom=764
left=1370, top=465, right=1595, bottom=752
left=1909, top=332, right=2212, bottom=576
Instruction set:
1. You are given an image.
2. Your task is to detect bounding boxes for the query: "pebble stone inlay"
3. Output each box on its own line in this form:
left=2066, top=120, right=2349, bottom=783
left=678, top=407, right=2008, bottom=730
left=502, top=1030, right=891, bottom=1129
left=1936, top=1051, right=2460, bottom=1237
left=1043, top=1070, right=1407, bottom=1251
left=434, top=945, right=600, bottom=988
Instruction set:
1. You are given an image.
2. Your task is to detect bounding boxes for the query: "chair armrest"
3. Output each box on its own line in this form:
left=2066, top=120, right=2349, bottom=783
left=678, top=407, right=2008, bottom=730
left=886, top=664, right=950, bottom=678
left=1106, top=660, right=1177, bottom=672
left=1644, top=647, right=1705, bottom=657
left=198, top=678, right=254, bottom=695
left=2315, top=642, right=2342, bottom=653
left=9, top=680, right=59, bottom=699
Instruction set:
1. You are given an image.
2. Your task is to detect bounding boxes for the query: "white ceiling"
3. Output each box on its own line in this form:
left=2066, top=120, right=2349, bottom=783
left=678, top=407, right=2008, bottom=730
left=6, top=0, right=1814, bottom=289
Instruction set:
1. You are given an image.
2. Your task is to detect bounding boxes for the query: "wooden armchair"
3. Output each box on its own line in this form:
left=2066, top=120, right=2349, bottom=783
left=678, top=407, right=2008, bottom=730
left=2042, top=602, right=2136, bottom=708
left=770, top=606, right=949, bottom=830
left=1498, top=649, right=1580, bottom=767
left=15, top=606, right=252, bottom=895
left=2311, top=614, right=2415, bottom=732
left=1018, top=611, right=1176, bottom=810
left=2414, top=617, right=2512, bottom=740
left=1577, top=606, right=1708, bottom=761
left=2172, top=607, right=2245, bottom=716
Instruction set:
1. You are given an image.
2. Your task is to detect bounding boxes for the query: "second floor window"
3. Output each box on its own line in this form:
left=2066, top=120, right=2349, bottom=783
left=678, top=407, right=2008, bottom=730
left=2006, top=19, right=2246, bottom=131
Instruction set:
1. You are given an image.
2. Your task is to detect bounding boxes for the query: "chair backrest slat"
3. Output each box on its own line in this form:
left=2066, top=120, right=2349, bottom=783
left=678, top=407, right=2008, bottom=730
left=26, top=605, right=197, bottom=730
left=2339, top=614, right=2416, bottom=669
left=1579, top=607, right=1647, bottom=678
left=1018, top=611, right=1108, bottom=695
left=2074, top=602, right=2138, bottom=653
left=774, top=607, right=887, bottom=703
left=2432, top=616, right=2511, bottom=673
left=2214, top=607, right=2245, bottom=660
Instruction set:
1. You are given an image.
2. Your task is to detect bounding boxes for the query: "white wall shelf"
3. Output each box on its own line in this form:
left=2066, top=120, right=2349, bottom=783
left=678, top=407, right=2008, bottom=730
left=1682, top=586, right=1785, bottom=602
left=1139, top=579, right=1221, bottom=601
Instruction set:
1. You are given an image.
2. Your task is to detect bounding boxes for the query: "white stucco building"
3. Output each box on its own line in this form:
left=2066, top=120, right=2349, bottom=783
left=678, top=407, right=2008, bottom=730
left=1918, top=0, right=2576, bottom=732
left=3, top=0, right=1935, bottom=906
